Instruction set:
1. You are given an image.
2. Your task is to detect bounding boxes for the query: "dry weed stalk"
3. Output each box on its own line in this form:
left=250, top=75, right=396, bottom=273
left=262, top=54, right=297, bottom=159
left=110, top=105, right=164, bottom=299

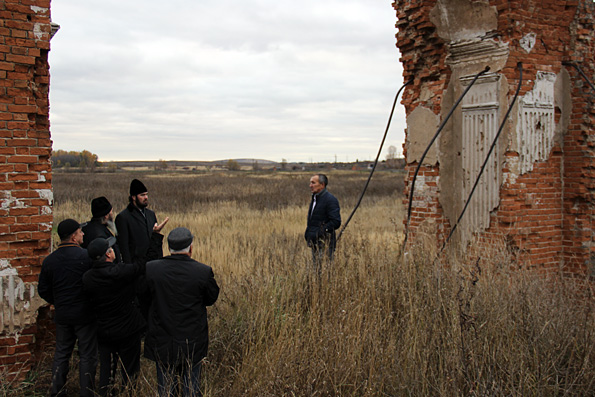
left=13, top=171, right=594, bottom=396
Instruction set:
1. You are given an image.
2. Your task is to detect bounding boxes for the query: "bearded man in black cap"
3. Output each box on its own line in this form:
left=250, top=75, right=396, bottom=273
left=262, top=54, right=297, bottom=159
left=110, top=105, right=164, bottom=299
left=115, top=179, right=169, bottom=264
left=38, top=219, right=97, bottom=397
left=82, top=196, right=121, bottom=263
left=144, top=227, right=219, bottom=397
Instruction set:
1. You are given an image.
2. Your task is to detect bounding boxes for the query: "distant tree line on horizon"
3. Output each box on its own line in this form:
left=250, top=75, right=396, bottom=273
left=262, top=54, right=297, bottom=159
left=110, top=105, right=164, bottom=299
left=50, top=148, right=405, bottom=173
left=51, top=149, right=100, bottom=170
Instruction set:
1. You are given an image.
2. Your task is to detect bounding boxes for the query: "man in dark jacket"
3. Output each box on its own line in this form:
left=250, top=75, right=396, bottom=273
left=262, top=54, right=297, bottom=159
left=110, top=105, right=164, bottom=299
left=144, top=227, right=220, bottom=397
left=115, top=179, right=168, bottom=264
left=305, top=174, right=342, bottom=265
left=82, top=235, right=160, bottom=396
left=82, top=196, right=121, bottom=263
left=38, top=219, right=97, bottom=397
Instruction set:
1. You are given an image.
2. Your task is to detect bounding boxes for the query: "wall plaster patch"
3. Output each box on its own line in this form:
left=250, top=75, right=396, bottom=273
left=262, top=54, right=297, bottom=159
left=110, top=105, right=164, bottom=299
left=458, top=73, right=502, bottom=244
left=520, top=32, right=537, bottom=53
left=0, top=266, right=44, bottom=334
left=516, top=71, right=556, bottom=174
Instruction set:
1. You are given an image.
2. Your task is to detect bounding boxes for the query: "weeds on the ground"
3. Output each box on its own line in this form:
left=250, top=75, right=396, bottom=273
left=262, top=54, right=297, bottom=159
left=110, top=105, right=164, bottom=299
left=15, top=171, right=595, bottom=396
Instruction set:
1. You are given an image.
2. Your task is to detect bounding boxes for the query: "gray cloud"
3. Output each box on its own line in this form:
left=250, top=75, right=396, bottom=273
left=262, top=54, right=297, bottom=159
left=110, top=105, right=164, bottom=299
left=49, top=0, right=405, bottom=162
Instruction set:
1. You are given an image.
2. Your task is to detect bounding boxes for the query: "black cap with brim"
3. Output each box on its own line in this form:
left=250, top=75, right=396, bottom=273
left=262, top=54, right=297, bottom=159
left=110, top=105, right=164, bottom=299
left=87, top=236, right=117, bottom=261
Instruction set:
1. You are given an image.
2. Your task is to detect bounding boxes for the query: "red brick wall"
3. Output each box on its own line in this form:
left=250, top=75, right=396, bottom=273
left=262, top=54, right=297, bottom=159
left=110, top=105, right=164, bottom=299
left=562, top=0, right=595, bottom=277
left=396, top=0, right=449, bottom=245
left=396, top=0, right=595, bottom=275
left=0, top=0, right=53, bottom=380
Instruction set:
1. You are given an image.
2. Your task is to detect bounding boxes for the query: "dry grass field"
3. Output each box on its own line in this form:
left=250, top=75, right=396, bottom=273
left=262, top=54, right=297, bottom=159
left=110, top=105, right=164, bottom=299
left=6, top=170, right=595, bottom=396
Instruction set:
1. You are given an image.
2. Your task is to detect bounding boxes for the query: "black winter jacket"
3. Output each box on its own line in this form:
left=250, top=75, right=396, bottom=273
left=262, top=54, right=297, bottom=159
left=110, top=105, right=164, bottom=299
left=38, top=243, right=94, bottom=325
left=144, top=254, right=219, bottom=365
left=304, top=189, right=341, bottom=249
left=82, top=218, right=122, bottom=263
left=82, top=259, right=146, bottom=342
left=115, top=203, right=161, bottom=264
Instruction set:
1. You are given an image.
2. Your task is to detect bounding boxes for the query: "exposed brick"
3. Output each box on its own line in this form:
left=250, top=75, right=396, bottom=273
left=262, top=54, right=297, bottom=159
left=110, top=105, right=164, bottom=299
left=399, top=0, right=595, bottom=278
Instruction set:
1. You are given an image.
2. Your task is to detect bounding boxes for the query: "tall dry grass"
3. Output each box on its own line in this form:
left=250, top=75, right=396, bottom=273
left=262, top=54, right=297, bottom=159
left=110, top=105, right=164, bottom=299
left=10, top=170, right=594, bottom=396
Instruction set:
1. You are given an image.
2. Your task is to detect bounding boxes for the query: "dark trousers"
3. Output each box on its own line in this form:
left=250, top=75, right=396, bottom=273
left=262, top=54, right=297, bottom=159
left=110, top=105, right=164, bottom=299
left=156, top=361, right=202, bottom=397
left=51, top=322, right=98, bottom=397
left=97, top=332, right=142, bottom=396
left=310, top=240, right=335, bottom=274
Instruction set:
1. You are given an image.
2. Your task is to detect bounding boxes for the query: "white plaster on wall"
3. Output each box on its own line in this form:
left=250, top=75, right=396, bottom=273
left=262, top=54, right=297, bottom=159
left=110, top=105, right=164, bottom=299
left=459, top=73, right=502, bottom=244
left=30, top=6, right=48, bottom=14
left=1, top=192, right=26, bottom=210
left=503, top=155, right=520, bottom=184
left=0, top=260, right=44, bottom=334
left=36, top=189, right=53, bottom=205
left=520, top=33, right=536, bottom=53
left=516, top=71, right=556, bottom=174
left=406, top=106, right=440, bottom=165
left=411, top=175, right=440, bottom=207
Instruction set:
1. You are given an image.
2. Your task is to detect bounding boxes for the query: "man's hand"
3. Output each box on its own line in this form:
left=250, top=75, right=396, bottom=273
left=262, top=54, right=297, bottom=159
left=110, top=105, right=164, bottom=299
left=153, top=217, right=170, bottom=232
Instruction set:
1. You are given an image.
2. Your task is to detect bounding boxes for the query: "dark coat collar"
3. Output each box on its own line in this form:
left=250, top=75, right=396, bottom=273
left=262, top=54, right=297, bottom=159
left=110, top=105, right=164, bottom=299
left=57, top=242, right=81, bottom=249
left=312, top=188, right=328, bottom=199
left=91, top=260, right=115, bottom=269
left=164, top=254, right=193, bottom=262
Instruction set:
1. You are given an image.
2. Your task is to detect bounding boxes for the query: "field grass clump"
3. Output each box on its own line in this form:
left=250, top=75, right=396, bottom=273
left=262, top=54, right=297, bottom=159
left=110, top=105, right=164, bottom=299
left=16, top=171, right=595, bottom=396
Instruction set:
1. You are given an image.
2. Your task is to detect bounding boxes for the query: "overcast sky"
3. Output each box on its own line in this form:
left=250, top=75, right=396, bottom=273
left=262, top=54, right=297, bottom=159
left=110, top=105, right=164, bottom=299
left=48, top=0, right=405, bottom=163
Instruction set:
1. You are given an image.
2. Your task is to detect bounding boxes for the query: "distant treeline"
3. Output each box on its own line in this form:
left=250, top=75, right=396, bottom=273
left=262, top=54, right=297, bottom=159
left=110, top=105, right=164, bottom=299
left=51, top=149, right=99, bottom=170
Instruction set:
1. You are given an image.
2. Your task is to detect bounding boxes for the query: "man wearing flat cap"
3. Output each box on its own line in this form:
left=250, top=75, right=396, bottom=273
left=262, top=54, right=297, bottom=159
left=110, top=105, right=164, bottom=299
left=144, top=227, right=220, bottom=397
left=82, top=196, right=121, bottom=263
left=115, top=179, right=169, bottom=264
left=38, top=219, right=97, bottom=397
left=83, top=236, right=155, bottom=396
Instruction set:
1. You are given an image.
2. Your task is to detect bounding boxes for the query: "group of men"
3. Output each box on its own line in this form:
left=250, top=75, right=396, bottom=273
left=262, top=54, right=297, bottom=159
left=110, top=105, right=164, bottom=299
left=37, top=173, right=341, bottom=396
left=38, top=179, right=220, bottom=396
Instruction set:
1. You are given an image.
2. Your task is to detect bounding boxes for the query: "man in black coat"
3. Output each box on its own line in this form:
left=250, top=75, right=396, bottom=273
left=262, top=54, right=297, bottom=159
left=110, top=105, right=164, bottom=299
left=82, top=235, right=161, bottom=396
left=82, top=196, right=121, bottom=263
left=144, top=227, right=220, bottom=397
left=305, top=174, right=342, bottom=265
left=115, top=179, right=168, bottom=264
left=38, top=219, right=97, bottom=397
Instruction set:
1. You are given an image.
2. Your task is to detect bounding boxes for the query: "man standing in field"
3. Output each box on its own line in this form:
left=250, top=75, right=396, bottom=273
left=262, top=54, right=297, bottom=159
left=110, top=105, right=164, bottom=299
left=144, top=227, right=220, bottom=397
left=83, top=236, right=157, bottom=396
left=305, top=174, right=342, bottom=265
left=38, top=219, right=97, bottom=397
left=82, top=196, right=122, bottom=263
left=116, top=178, right=169, bottom=264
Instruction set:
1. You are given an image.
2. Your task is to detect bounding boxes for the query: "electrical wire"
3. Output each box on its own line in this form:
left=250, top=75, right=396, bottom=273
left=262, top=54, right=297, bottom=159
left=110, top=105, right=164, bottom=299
left=438, top=62, right=524, bottom=255
left=403, top=66, right=490, bottom=246
left=336, top=78, right=413, bottom=243
left=563, top=61, right=595, bottom=94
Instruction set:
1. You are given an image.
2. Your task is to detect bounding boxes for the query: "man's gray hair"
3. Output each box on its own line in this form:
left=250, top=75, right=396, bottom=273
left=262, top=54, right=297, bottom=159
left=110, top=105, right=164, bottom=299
left=170, top=245, right=191, bottom=254
left=317, top=174, right=328, bottom=187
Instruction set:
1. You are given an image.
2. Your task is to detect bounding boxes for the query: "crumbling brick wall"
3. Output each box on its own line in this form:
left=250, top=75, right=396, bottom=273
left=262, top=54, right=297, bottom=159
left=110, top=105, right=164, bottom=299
left=0, top=0, right=54, bottom=380
left=396, top=0, right=595, bottom=276
left=563, top=1, right=595, bottom=277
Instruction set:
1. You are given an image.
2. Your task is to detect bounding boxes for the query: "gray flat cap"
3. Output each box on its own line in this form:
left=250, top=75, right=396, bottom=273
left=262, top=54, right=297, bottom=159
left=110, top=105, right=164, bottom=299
left=87, top=236, right=117, bottom=261
left=168, top=227, right=193, bottom=250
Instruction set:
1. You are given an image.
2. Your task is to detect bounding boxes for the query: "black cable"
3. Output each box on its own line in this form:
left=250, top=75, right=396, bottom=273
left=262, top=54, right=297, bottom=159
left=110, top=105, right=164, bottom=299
left=403, top=66, right=490, bottom=246
left=439, top=62, right=523, bottom=255
left=563, top=61, right=595, bottom=94
left=336, top=78, right=413, bottom=243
